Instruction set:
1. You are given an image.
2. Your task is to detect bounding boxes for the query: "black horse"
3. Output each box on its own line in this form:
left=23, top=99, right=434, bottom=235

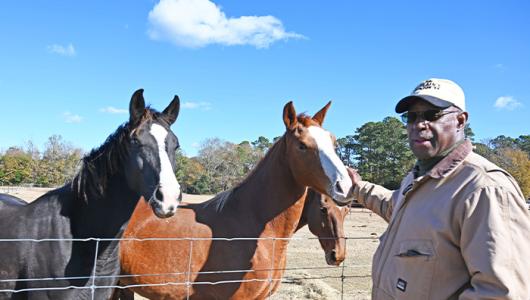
left=0, top=89, right=183, bottom=300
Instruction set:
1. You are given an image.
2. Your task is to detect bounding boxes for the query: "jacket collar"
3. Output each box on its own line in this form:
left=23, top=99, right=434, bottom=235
left=425, top=139, right=473, bottom=179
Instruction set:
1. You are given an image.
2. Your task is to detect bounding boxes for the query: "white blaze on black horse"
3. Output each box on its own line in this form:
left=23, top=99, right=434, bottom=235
left=0, top=89, right=182, bottom=300
left=146, top=123, right=181, bottom=217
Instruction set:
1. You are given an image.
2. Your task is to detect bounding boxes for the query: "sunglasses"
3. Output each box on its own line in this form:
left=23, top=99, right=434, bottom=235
left=401, top=110, right=458, bottom=124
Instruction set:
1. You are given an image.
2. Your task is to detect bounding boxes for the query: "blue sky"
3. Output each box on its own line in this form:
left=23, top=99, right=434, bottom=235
left=1, top=0, right=529, bottom=157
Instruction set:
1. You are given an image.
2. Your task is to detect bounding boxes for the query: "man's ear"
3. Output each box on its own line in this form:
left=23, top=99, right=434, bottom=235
left=456, top=111, right=468, bottom=131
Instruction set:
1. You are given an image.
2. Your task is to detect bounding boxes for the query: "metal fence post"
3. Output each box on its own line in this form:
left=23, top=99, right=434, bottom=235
left=90, top=239, right=100, bottom=300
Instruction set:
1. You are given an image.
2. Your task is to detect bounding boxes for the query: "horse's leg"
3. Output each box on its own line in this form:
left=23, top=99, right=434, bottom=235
left=110, top=288, right=121, bottom=300
left=109, top=281, right=134, bottom=300
left=120, top=289, right=135, bottom=300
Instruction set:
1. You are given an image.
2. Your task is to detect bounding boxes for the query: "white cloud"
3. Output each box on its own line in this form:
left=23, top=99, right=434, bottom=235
left=63, top=112, right=83, bottom=123
left=494, top=96, right=522, bottom=110
left=47, top=43, right=76, bottom=57
left=100, top=106, right=128, bottom=114
left=182, top=101, right=212, bottom=110
left=494, top=63, right=506, bottom=73
left=147, top=0, right=305, bottom=48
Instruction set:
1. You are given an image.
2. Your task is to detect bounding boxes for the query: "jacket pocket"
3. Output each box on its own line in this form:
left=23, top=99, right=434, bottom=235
left=392, top=240, right=436, bottom=299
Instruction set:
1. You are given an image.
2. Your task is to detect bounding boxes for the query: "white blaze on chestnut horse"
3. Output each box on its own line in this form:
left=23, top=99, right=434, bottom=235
left=117, top=101, right=353, bottom=299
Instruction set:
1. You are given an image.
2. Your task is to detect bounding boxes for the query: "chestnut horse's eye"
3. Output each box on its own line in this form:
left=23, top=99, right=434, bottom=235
left=298, top=143, right=307, bottom=151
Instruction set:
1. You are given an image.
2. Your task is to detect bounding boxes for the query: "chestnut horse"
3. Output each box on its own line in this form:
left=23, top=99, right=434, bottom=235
left=0, top=90, right=182, bottom=300
left=118, top=101, right=352, bottom=299
left=113, top=188, right=349, bottom=299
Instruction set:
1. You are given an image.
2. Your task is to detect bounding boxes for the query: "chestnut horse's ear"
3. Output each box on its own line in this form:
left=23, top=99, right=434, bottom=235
left=312, top=101, right=331, bottom=126
left=130, top=89, right=146, bottom=125
left=283, top=101, right=298, bottom=129
left=163, top=95, right=180, bottom=125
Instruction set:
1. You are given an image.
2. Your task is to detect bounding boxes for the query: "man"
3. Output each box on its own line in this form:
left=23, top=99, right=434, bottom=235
left=349, top=78, right=530, bottom=299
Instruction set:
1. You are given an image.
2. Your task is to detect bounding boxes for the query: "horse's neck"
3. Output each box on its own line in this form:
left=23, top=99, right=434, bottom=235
left=230, top=145, right=307, bottom=238
left=295, top=212, right=308, bottom=232
left=71, top=174, right=139, bottom=239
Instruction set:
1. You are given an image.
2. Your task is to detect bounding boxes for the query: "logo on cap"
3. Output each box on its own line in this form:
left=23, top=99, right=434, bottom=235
left=413, top=80, right=440, bottom=93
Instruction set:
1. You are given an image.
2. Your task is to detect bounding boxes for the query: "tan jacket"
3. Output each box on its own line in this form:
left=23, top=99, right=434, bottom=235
left=353, top=140, right=530, bottom=300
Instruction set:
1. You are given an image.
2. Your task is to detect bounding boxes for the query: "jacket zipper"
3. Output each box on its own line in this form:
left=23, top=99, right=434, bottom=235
left=373, top=178, right=425, bottom=294
left=373, top=195, right=411, bottom=292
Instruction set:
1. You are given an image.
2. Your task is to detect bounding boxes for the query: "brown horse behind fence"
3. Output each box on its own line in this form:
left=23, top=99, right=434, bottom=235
left=296, top=189, right=349, bottom=266
left=117, top=101, right=353, bottom=299
left=115, top=189, right=349, bottom=299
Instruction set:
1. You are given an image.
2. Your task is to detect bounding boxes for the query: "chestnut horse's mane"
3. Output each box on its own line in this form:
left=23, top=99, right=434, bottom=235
left=296, top=113, right=320, bottom=127
left=201, top=137, right=286, bottom=213
left=201, top=113, right=320, bottom=213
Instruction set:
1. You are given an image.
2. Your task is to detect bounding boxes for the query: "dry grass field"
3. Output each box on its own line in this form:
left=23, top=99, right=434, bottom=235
left=2, top=186, right=387, bottom=299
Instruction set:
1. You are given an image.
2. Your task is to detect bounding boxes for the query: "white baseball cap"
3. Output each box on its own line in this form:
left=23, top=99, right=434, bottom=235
left=395, top=78, right=466, bottom=113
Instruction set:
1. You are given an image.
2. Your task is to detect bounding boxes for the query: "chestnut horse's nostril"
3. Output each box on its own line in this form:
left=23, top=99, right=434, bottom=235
left=167, top=205, right=175, bottom=212
left=331, top=250, right=337, bottom=262
left=155, top=187, right=163, bottom=200
left=335, top=181, right=343, bottom=194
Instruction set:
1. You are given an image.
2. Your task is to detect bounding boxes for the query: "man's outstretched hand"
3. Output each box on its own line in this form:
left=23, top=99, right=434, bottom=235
left=347, top=167, right=361, bottom=186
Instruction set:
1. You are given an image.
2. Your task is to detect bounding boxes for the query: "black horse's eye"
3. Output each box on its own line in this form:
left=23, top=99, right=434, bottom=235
left=320, top=207, right=328, bottom=214
left=298, top=143, right=307, bottom=151
left=131, top=138, right=140, bottom=146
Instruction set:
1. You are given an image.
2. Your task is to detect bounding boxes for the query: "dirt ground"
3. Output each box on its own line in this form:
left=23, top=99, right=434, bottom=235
left=2, top=186, right=388, bottom=299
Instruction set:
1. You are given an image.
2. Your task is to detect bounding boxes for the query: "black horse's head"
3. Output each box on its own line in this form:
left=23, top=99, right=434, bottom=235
left=125, top=89, right=182, bottom=218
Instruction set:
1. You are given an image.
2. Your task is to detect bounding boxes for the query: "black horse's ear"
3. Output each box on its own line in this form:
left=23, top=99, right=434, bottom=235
left=312, top=101, right=331, bottom=126
left=163, top=95, right=180, bottom=125
left=283, top=101, right=298, bottom=130
left=130, top=89, right=145, bottom=124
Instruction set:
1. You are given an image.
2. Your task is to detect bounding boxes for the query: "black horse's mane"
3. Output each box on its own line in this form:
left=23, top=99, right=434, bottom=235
left=71, top=122, right=131, bottom=202
left=71, top=107, right=168, bottom=202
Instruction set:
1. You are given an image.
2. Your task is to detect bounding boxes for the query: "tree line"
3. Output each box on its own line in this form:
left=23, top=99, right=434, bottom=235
left=0, top=135, right=83, bottom=187
left=1, top=118, right=529, bottom=198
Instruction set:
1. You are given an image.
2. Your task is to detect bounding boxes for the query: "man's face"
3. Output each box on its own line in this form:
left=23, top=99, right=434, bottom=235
left=405, top=100, right=466, bottom=160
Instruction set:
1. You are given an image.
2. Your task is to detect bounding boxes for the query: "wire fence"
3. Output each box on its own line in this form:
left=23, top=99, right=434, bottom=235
left=0, top=235, right=377, bottom=299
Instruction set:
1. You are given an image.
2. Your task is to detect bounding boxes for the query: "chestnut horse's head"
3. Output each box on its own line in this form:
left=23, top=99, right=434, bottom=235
left=282, top=101, right=352, bottom=205
left=302, top=189, right=348, bottom=266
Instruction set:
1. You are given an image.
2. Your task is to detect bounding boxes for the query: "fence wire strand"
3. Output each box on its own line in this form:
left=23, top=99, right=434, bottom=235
left=0, top=235, right=376, bottom=297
